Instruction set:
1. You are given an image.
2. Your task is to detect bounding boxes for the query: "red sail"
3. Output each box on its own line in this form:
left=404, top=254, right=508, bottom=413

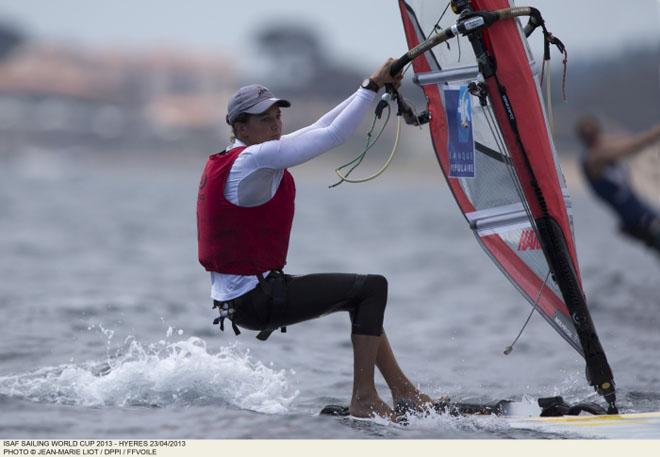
left=398, top=0, right=581, bottom=353
left=398, top=2, right=617, bottom=408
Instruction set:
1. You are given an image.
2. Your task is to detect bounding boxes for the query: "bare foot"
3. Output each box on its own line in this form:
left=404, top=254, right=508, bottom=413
left=350, top=394, right=395, bottom=420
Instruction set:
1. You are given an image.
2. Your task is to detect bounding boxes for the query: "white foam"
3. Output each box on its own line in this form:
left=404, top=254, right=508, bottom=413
left=506, top=395, right=542, bottom=417
left=0, top=336, right=298, bottom=414
left=397, top=406, right=500, bottom=434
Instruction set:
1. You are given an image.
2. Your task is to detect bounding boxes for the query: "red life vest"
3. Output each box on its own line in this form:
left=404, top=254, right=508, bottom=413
left=197, top=146, right=296, bottom=274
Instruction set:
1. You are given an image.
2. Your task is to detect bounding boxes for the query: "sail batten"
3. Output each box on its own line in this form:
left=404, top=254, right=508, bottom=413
left=467, top=203, right=532, bottom=235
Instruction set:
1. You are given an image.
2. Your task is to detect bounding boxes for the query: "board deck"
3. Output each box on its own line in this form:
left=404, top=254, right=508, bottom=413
left=320, top=402, right=660, bottom=438
left=516, top=411, right=660, bottom=427
left=507, top=411, right=660, bottom=438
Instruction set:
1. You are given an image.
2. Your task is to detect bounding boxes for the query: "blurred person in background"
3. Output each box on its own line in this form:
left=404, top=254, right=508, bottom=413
left=576, top=116, right=660, bottom=255
left=197, top=58, right=433, bottom=420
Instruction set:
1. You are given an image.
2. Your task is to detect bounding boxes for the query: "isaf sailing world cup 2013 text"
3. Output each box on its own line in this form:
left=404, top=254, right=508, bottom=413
left=2, top=441, right=181, bottom=455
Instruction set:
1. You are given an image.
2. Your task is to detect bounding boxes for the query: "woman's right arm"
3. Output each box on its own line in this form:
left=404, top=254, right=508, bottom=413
left=247, top=58, right=402, bottom=170
left=250, top=88, right=377, bottom=169
left=282, top=91, right=359, bottom=140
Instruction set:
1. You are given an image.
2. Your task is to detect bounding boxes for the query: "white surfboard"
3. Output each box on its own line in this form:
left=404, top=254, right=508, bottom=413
left=506, top=411, right=660, bottom=438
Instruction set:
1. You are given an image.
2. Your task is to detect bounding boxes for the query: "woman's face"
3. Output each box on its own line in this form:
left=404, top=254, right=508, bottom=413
left=237, top=104, right=283, bottom=145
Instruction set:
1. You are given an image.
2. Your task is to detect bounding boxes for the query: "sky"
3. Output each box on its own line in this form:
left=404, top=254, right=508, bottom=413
left=0, top=0, right=659, bottom=74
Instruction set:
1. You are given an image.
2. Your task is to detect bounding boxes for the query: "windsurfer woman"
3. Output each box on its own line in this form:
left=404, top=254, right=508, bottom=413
left=197, top=58, right=432, bottom=420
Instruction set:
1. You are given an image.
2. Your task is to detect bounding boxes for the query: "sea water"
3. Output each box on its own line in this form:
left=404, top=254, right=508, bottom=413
left=1, top=148, right=659, bottom=438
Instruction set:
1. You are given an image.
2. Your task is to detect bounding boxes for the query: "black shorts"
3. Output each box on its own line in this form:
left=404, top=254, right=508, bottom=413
left=218, top=272, right=388, bottom=337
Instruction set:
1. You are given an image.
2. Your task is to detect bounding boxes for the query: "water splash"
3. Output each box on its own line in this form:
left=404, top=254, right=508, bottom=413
left=396, top=405, right=505, bottom=436
left=0, top=334, right=298, bottom=414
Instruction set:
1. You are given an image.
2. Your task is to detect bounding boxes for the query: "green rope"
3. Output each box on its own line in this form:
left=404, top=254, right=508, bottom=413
left=329, top=104, right=392, bottom=188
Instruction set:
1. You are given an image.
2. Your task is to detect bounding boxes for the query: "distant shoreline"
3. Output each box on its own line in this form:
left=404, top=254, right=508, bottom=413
left=1, top=143, right=594, bottom=196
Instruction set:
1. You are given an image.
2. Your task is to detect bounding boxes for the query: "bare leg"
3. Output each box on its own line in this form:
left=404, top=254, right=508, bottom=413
left=349, top=334, right=395, bottom=419
left=375, top=332, right=434, bottom=408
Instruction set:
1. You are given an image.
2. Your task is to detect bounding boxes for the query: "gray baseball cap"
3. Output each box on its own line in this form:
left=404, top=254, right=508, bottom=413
left=226, top=84, right=291, bottom=124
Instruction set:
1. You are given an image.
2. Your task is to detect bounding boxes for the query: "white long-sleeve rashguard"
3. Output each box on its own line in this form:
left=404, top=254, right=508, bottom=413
left=211, top=87, right=377, bottom=301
